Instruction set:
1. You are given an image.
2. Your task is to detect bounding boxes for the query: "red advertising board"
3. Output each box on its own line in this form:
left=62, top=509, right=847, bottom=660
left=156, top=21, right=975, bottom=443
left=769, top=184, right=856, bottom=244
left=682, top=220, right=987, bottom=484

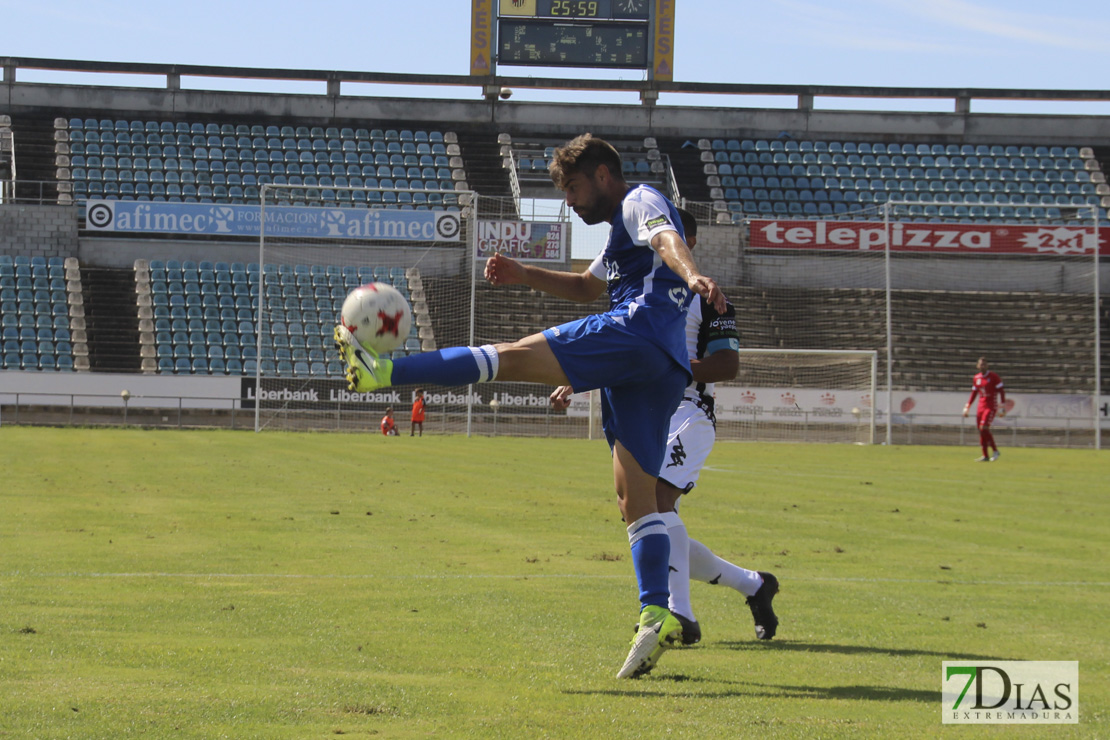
left=748, top=220, right=1110, bottom=256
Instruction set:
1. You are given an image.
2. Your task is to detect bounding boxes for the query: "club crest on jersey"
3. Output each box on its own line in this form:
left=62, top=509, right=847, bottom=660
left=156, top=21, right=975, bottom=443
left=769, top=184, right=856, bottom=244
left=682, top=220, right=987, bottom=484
left=604, top=258, right=621, bottom=283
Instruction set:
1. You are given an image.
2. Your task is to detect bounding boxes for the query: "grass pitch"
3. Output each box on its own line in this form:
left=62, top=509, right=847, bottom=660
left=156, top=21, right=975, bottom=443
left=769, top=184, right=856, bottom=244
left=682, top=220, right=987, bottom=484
left=1, top=427, right=1106, bottom=739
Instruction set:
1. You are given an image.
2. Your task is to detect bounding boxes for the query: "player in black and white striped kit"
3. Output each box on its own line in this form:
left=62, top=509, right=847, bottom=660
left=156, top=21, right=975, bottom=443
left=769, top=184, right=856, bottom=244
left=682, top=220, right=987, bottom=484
left=654, top=209, right=779, bottom=644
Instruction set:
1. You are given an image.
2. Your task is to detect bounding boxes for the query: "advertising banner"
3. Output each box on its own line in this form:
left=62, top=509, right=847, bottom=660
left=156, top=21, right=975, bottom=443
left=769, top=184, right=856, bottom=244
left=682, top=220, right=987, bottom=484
left=475, top=220, right=566, bottom=262
left=240, top=377, right=557, bottom=412
left=85, top=199, right=461, bottom=242
left=748, top=219, right=1109, bottom=256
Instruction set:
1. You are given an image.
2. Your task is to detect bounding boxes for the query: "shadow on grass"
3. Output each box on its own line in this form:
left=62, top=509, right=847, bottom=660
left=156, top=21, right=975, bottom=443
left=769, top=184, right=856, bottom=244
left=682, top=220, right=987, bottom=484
left=565, top=676, right=937, bottom=703
left=721, top=640, right=1013, bottom=662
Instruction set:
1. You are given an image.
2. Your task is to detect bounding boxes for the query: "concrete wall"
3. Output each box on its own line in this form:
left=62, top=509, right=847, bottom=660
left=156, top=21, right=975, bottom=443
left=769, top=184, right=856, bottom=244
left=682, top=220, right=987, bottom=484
left=741, top=253, right=1108, bottom=293
left=8, top=79, right=1110, bottom=145
left=70, top=236, right=470, bottom=278
left=0, top=203, right=79, bottom=260
left=690, top=224, right=744, bottom=284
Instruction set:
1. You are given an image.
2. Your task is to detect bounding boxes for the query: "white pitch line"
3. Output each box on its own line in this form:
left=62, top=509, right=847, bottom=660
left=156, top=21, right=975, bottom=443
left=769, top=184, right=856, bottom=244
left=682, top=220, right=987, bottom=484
left=4, top=572, right=1108, bottom=587
left=702, top=465, right=1016, bottom=487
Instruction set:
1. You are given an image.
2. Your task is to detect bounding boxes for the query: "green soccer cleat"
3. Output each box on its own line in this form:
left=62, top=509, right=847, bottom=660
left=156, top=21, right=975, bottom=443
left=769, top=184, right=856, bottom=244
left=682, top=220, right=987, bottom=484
left=617, top=605, right=683, bottom=679
left=333, top=324, right=393, bottom=392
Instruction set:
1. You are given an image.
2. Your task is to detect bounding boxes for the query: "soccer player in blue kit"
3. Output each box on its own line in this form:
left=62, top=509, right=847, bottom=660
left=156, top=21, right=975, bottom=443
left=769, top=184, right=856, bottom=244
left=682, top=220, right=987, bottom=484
left=334, top=133, right=725, bottom=678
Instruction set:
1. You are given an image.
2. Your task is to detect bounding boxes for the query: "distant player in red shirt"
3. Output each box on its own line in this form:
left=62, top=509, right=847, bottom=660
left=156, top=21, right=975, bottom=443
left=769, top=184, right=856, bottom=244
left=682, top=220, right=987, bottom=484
left=380, top=407, right=399, bottom=436
left=962, top=357, right=1006, bottom=462
left=410, top=388, right=426, bottom=437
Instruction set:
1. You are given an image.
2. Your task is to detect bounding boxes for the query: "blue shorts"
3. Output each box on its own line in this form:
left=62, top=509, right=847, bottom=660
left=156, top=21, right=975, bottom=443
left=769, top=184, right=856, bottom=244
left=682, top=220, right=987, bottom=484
left=543, top=314, right=689, bottom=474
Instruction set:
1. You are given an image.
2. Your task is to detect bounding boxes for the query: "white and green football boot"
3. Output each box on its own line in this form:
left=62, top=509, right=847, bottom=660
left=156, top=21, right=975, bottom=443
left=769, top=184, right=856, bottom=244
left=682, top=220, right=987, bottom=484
left=333, top=324, right=393, bottom=392
left=617, top=605, right=684, bottom=679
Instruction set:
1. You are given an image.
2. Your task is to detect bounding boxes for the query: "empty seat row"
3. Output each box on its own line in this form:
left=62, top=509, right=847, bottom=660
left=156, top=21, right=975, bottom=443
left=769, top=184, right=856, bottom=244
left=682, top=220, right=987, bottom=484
left=710, top=139, right=1085, bottom=159
left=66, top=119, right=448, bottom=144
left=69, top=147, right=448, bottom=166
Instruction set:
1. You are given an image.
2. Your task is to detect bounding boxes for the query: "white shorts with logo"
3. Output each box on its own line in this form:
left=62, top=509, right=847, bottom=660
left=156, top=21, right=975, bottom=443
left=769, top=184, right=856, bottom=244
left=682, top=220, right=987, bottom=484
left=657, top=397, right=716, bottom=493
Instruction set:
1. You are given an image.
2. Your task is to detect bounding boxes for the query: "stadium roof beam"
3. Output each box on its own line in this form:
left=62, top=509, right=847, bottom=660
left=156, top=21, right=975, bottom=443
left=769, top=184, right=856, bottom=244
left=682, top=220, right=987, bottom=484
left=7, top=57, right=1110, bottom=111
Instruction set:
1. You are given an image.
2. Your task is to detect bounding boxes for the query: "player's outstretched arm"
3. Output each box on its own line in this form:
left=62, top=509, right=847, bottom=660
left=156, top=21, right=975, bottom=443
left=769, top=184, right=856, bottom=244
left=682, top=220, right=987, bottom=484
left=652, top=231, right=726, bottom=313
left=485, top=252, right=605, bottom=303
left=691, top=349, right=740, bottom=384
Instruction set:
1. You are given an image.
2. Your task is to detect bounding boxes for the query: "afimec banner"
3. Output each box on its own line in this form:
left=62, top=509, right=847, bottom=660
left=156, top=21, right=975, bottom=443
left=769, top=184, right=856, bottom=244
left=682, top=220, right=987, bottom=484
left=749, top=219, right=1108, bottom=255
left=85, top=199, right=461, bottom=242
left=476, top=220, right=566, bottom=262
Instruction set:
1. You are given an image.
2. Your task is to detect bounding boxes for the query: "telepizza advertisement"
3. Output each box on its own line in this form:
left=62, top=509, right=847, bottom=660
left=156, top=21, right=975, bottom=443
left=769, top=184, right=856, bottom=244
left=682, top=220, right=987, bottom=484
left=748, top=220, right=1110, bottom=256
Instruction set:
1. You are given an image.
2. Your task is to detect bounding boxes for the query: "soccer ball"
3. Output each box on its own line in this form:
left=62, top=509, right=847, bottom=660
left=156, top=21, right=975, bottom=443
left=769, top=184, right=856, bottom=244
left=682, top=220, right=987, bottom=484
left=340, top=282, right=412, bottom=356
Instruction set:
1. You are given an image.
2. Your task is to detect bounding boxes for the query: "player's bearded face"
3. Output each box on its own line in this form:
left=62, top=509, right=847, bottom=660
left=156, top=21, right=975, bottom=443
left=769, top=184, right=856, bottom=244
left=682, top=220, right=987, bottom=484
left=564, top=171, right=608, bottom=225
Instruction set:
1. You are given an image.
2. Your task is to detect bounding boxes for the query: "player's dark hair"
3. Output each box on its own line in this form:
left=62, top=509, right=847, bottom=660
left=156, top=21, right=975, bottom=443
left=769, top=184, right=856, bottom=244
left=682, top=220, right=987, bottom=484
left=676, top=207, right=697, bottom=239
left=549, top=133, right=623, bottom=189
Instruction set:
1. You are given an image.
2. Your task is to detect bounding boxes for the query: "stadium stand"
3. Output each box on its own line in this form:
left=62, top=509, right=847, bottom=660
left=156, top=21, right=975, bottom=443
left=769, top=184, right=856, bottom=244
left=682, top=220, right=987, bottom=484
left=499, top=133, right=669, bottom=198
left=727, top=284, right=1097, bottom=395
left=0, top=255, right=78, bottom=372
left=138, top=258, right=420, bottom=375
left=53, top=118, right=475, bottom=208
left=697, top=138, right=1109, bottom=224
left=0, top=63, right=1105, bottom=415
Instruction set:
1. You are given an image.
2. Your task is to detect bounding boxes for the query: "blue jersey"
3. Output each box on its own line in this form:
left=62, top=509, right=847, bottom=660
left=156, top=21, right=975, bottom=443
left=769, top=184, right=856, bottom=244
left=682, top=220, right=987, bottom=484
left=587, top=184, right=692, bottom=372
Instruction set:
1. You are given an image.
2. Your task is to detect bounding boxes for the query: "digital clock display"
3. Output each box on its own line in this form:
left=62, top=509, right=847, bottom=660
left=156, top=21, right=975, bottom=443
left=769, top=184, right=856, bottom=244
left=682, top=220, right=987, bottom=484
left=535, top=0, right=649, bottom=20
left=546, top=0, right=601, bottom=17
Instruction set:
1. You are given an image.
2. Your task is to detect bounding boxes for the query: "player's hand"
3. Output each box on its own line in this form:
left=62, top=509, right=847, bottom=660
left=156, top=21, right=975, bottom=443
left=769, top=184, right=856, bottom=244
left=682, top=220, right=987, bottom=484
left=962, top=405, right=970, bottom=417
left=689, top=274, right=727, bottom=314
left=550, top=385, right=574, bottom=410
left=484, top=252, right=526, bottom=287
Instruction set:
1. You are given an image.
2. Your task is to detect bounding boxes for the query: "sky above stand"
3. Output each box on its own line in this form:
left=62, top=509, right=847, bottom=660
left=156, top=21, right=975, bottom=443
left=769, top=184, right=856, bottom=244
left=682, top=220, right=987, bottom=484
left=5, top=0, right=1110, bottom=111
left=5, top=0, right=1110, bottom=255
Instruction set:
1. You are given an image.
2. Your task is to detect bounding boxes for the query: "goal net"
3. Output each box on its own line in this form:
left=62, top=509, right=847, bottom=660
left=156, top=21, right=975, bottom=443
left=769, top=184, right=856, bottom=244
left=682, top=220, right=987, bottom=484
left=880, top=200, right=1101, bottom=448
left=715, top=349, right=877, bottom=444
left=252, top=184, right=473, bottom=433
left=742, top=199, right=1102, bottom=448
left=252, top=187, right=589, bottom=436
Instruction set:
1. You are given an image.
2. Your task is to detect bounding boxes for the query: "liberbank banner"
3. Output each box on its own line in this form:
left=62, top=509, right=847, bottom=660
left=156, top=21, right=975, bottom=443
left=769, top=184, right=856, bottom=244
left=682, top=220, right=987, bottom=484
left=749, top=220, right=1109, bottom=256
left=84, top=199, right=461, bottom=242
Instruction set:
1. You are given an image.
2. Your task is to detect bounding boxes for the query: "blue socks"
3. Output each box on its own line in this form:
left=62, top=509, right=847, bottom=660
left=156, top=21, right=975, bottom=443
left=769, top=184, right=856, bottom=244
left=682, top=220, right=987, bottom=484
left=627, top=514, right=671, bottom=610
left=390, top=345, right=499, bottom=386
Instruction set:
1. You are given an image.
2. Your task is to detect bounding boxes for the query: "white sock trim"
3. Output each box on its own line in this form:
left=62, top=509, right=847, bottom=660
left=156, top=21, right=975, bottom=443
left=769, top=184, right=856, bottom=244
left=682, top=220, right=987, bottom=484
left=469, top=345, right=500, bottom=383
left=626, top=513, right=667, bottom=547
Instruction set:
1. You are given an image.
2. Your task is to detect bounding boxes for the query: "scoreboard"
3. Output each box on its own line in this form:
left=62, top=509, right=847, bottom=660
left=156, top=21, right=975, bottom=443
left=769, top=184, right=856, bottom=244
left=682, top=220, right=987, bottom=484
left=497, top=20, right=648, bottom=68
left=494, top=0, right=659, bottom=71
left=518, top=1, right=650, bottom=20
left=471, top=0, right=674, bottom=80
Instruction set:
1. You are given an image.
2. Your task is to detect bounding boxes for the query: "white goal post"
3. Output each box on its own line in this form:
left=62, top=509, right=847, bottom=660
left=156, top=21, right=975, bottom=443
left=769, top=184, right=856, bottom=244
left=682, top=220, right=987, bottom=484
left=715, top=349, right=879, bottom=444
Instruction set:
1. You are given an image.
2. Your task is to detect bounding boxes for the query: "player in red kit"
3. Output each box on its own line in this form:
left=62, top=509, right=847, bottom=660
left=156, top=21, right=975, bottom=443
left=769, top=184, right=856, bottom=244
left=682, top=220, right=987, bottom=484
left=962, top=357, right=1006, bottom=461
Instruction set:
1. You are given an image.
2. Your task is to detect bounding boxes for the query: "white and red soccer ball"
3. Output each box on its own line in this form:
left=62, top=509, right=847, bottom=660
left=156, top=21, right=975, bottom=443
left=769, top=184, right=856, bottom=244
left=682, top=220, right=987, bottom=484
left=340, top=282, right=412, bottom=355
